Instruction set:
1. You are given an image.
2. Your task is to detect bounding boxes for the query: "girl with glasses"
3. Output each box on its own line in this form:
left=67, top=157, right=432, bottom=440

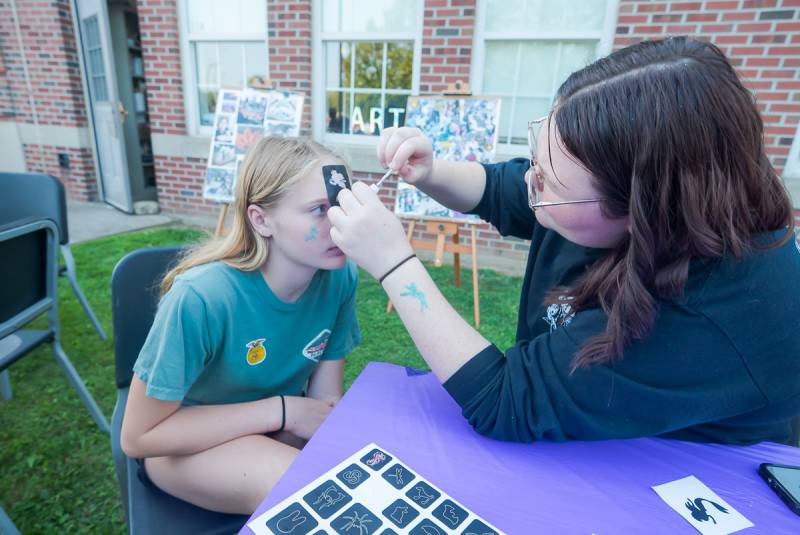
left=328, top=36, right=799, bottom=445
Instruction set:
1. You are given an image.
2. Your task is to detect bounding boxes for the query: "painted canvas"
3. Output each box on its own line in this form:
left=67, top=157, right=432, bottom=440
left=203, top=88, right=305, bottom=203
left=396, top=96, right=501, bottom=220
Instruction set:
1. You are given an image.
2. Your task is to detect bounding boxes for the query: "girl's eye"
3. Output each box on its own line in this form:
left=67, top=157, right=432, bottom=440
left=311, top=204, right=328, bottom=215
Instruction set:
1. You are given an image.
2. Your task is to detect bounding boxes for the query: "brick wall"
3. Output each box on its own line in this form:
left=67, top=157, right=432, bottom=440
left=154, top=154, right=215, bottom=216
left=24, top=144, right=98, bottom=200
left=267, top=0, right=312, bottom=133
left=0, top=0, right=98, bottom=200
left=137, top=0, right=210, bottom=214
left=616, top=0, right=800, bottom=176
left=420, top=0, right=475, bottom=94
left=137, top=0, right=185, bottom=136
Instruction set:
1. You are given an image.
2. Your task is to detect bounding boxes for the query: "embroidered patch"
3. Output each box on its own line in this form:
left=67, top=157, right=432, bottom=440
left=245, top=338, right=267, bottom=365
left=542, top=296, right=575, bottom=332
left=303, top=329, right=331, bottom=361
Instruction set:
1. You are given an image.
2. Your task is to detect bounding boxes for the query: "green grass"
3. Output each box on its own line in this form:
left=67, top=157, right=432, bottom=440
left=0, top=226, right=522, bottom=534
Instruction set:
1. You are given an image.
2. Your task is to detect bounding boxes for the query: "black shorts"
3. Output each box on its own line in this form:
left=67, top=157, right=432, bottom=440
left=135, top=457, right=167, bottom=495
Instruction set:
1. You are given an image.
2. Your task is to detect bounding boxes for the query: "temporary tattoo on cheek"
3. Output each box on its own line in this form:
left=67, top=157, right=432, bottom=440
left=304, top=225, right=319, bottom=241
left=400, top=282, right=428, bottom=311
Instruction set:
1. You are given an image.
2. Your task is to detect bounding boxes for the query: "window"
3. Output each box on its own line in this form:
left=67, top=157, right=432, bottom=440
left=473, top=0, right=618, bottom=147
left=314, top=0, right=421, bottom=140
left=180, top=0, right=268, bottom=135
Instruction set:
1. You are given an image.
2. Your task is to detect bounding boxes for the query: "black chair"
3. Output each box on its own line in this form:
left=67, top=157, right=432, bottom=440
left=110, top=246, right=249, bottom=534
left=0, top=504, right=21, bottom=535
left=0, top=172, right=107, bottom=341
left=0, top=218, right=109, bottom=433
left=0, top=218, right=110, bottom=534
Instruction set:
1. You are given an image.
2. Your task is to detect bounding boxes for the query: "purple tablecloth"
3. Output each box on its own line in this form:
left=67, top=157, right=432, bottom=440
left=242, top=362, right=799, bottom=534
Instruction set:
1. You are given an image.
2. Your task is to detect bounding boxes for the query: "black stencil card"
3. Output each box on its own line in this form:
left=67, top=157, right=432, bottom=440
left=322, top=165, right=351, bottom=206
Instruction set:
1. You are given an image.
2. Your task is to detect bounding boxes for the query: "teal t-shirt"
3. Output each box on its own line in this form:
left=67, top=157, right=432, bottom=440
left=133, top=260, right=360, bottom=406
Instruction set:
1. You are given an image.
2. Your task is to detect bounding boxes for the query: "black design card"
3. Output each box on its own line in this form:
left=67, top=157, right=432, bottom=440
left=322, top=165, right=351, bottom=207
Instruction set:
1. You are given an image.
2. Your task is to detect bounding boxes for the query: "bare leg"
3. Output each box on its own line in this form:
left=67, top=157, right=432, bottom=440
left=145, top=434, right=300, bottom=514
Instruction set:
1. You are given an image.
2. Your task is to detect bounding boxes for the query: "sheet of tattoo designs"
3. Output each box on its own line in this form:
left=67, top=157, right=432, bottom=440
left=247, top=443, right=504, bottom=535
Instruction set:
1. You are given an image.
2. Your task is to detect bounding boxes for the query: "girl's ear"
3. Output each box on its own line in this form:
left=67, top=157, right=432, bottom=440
left=247, top=204, right=274, bottom=238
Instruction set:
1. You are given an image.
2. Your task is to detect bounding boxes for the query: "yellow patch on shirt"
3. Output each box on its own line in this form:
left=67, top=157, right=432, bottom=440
left=245, top=338, right=267, bottom=365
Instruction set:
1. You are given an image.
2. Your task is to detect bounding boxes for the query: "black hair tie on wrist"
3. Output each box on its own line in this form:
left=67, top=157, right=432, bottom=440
left=379, top=253, right=417, bottom=285
left=278, top=395, right=286, bottom=433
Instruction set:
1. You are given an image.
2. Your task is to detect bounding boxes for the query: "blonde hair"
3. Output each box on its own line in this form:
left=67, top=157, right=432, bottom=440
left=161, top=136, right=343, bottom=295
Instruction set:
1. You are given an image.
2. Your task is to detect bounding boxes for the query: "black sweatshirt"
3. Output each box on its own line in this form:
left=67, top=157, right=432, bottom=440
left=442, top=158, right=800, bottom=445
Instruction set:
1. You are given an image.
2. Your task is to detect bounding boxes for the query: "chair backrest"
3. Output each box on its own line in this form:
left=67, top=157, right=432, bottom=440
left=0, top=218, right=58, bottom=339
left=111, top=246, right=184, bottom=389
left=0, top=172, right=69, bottom=244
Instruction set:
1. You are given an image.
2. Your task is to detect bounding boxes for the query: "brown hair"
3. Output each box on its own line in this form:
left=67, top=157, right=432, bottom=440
left=161, top=136, right=343, bottom=295
left=547, top=36, right=794, bottom=369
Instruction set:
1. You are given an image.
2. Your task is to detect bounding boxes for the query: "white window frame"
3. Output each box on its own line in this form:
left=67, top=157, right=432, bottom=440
left=311, top=0, right=424, bottom=146
left=784, top=123, right=800, bottom=209
left=471, top=0, right=620, bottom=157
left=178, top=0, right=269, bottom=138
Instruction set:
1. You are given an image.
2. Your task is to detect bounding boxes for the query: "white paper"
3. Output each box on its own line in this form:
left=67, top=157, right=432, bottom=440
left=652, top=475, right=754, bottom=534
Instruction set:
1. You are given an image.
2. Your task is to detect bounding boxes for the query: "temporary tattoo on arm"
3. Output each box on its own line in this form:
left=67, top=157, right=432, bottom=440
left=400, top=282, right=428, bottom=311
left=304, top=225, right=319, bottom=241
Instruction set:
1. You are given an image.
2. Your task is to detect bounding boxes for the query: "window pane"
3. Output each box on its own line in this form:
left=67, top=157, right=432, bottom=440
left=485, top=0, right=607, bottom=33
left=350, top=92, right=383, bottom=135
left=517, top=41, right=559, bottom=96
left=198, top=89, right=217, bottom=127
left=326, top=90, right=351, bottom=134
left=509, top=97, right=550, bottom=145
left=188, top=0, right=266, bottom=35
left=353, top=42, right=383, bottom=89
left=341, top=43, right=352, bottom=87
left=323, top=0, right=416, bottom=33
left=193, top=41, right=267, bottom=127
left=195, top=42, right=217, bottom=87
left=386, top=42, right=413, bottom=90
left=555, top=41, right=596, bottom=83
left=487, top=41, right=597, bottom=144
left=219, top=43, right=244, bottom=87
left=327, top=41, right=413, bottom=91
left=484, top=0, right=527, bottom=34
left=384, top=93, right=408, bottom=128
left=325, top=42, right=347, bottom=88
left=244, top=43, right=267, bottom=84
left=483, top=42, right=518, bottom=96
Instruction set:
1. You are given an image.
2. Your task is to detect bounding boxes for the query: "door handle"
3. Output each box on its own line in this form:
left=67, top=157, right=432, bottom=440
left=118, top=101, right=128, bottom=123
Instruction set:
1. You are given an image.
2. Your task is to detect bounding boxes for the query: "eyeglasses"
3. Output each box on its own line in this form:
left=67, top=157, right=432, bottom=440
left=527, top=116, right=605, bottom=211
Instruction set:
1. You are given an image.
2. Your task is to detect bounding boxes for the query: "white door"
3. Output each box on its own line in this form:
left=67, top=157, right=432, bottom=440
left=76, top=0, right=133, bottom=212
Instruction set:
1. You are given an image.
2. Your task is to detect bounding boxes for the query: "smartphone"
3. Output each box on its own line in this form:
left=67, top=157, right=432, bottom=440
left=759, top=462, right=800, bottom=516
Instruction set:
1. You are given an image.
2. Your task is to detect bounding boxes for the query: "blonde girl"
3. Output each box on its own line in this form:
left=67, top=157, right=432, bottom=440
left=121, top=137, right=360, bottom=514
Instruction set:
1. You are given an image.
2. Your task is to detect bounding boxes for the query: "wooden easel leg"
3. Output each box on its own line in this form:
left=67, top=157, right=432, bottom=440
left=453, top=229, right=461, bottom=287
left=471, top=226, right=480, bottom=327
left=387, top=220, right=417, bottom=314
left=215, top=203, right=229, bottom=237
left=434, top=231, right=446, bottom=267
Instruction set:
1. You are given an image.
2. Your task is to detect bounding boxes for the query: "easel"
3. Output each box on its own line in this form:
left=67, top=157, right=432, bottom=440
left=214, top=77, right=276, bottom=237
left=387, top=80, right=481, bottom=326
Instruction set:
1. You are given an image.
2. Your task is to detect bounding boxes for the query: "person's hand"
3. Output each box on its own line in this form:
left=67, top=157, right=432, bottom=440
left=376, top=127, right=434, bottom=185
left=328, top=182, right=414, bottom=280
left=283, top=396, right=335, bottom=440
